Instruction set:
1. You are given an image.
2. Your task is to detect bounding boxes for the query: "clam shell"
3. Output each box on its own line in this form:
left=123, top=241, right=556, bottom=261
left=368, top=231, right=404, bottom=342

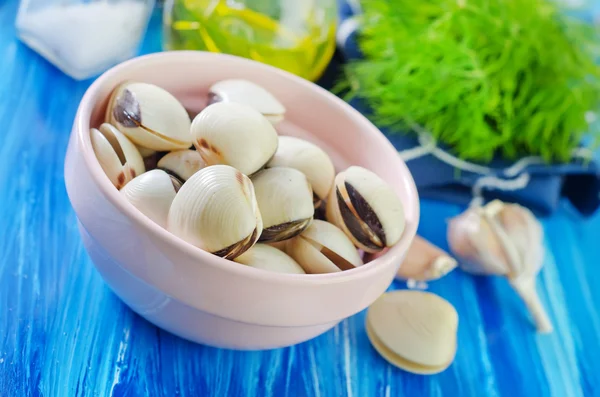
left=157, top=149, right=206, bottom=181
left=366, top=290, right=458, bottom=374
left=327, top=166, right=405, bottom=253
left=287, top=220, right=362, bottom=274
left=208, top=79, right=286, bottom=124
left=234, top=244, right=305, bottom=274
left=106, top=82, right=192, bottom=151
left=167, top=165, right=262, bottom=259
left=90, top=123, right=145, bottom=189
left=191, top=102, right=278, bottom=176
left=251, top=167, right=314, bottom=242
left=266, top=136, right=335, bottom=205
left=120, top=169, right=178, bottom=228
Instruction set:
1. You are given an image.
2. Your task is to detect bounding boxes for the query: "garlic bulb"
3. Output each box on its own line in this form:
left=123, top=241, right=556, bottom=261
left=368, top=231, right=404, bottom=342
left=447, top=200, right=552, bottom=333
left=397, top=236, right=457, bottom=282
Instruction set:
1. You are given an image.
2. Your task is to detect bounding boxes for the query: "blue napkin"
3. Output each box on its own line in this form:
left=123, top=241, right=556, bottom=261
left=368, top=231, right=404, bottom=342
left=333, top=0, right=600, bottom=216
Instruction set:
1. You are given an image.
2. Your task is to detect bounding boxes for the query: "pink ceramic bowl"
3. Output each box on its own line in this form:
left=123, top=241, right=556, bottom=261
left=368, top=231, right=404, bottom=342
left=64, top=51, right=419, bottom=350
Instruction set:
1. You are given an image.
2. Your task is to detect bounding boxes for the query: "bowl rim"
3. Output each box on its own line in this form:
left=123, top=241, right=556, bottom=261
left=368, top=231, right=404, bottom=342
left=74, top=51, right=420, bottom=286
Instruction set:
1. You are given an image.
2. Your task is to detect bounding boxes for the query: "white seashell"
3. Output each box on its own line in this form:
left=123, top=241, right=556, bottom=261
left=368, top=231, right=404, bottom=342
left=251, top=167, right=314, bottom=242
left=106, top=82, right=192, bottom=151
left=366, top=290, right=458, bottom=375
left=90, top=123, right=145, bottom=189
left=266, top=136, right=335, bottom=206
left=396, top=236, right=457, bottom=282
left=234, top=244, right=305, bottom=274
left=447, top=200, right=552, bottom=333
left=326, top=166, right=405, bottom=253
left=208, top=79, right=286, bottom=124
left=157, top=149, right=206, bottom=181
left=167, top=165, right=262, bottom=259
left=191, top=102, right=278, bottom=176
left=120, top=169, right=179, bottom=228
left=135, top=144, right=156, bottom=158
left=287, top=220, right=363, bottom=274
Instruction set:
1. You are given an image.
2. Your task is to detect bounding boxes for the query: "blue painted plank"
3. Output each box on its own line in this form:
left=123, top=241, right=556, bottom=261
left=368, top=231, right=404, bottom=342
left=0, top=1, right=599, bottom=396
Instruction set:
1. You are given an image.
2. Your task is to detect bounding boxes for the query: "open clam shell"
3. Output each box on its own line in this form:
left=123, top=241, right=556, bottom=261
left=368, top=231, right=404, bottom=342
left=157, top=149, right=206, bottom=182
left=366, top=290, right=458, bottom=375
left=234, top=244, right=305, bottom=274
left=266, top=136, right=335, bottom=207
left=120, top=169, right=180, bottom=229
left=90, top=123, right=145, bottom=189
left=251, top=167, right=314, bottom=243
left=287, top=220, right=363, bottom=274
left=191, top=102, right=279, bottom=176
left=106, top=81, right=192, bottom=151
left=326, top=166, right=405, bottom=253
left=208, top=79, right=286, bottom=124
left=167, top=165, right=262, bottom=259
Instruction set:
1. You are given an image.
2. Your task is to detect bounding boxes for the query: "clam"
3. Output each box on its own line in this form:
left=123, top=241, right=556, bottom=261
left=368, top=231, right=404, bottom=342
left=106, top=81, right=192, bottom=151
left=234, top=244, right=305, bottom=274
left=207, top=79, right=285, bottom=124
left=168, top=165, right=262, bottom=259
left=157, top=149, right=206, bottom=182
left=326, top=166, right=405, bottom=253
left=90, top=123, right=145, bottom=189
left=366, top=290, right=458, bottom=375
left=191, top=102, right=278, bottom=176
left=251, top=167, right=314, bottom=242
left=287, top=220, right=363, bottom=274
left=266, top=136, right=335, bottom=207
left=120, top=169, right=180, bottom=229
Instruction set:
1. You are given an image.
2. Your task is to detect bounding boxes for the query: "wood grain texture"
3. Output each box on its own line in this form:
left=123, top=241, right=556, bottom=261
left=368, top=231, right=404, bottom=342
left=1, top=2, right=599, bottom=396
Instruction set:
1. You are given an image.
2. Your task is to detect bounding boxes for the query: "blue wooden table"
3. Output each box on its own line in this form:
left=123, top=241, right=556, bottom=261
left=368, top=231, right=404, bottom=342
left=1, top=2, right=599, bottom=396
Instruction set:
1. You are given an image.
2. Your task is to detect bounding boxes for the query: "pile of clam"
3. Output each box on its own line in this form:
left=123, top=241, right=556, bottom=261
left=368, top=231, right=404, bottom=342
left=91, top=79, right=406, bottom=274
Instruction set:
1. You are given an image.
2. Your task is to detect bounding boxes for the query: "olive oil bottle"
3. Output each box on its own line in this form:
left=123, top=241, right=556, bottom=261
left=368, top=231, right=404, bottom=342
left=163, top=0, right=337, bottom=82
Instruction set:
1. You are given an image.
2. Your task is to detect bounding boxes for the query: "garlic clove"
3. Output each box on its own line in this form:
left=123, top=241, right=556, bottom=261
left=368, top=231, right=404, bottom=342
left=234, top=244, right=305, bottom=274
left=396, top=236, right=457, bottom=281
left=366, top=290, right=458, bottom=374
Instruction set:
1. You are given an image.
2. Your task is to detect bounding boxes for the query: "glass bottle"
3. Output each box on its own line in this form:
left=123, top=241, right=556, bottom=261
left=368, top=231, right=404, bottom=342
left=16, top=0, right=156, bottom=80
left=162, top=0, right=337, bottom=82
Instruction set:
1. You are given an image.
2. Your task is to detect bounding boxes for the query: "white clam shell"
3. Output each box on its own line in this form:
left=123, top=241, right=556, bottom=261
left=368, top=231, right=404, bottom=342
left=135, top=144, right=156, bottom=158
left=327, top=166, right=405, bottom=253
left=167, top=165, right=262, bottom=259
left=157, top=149, right=206, bottom=181
left=191, top=102, right=278, bottom=176
left=106, top=82, right=192, bottom=151
left=251, top=167, right=314, bottom=242
left=234, top=244, right=305, bottom=274
left=120, top=169, right=178, bottom=228
left=208, top=79, right=286, bottom=124
left=287, top=220, right=363, bottom=274
left=266, top=136, right=335, bottom=203
left=90, top=123, right=145, bottom=189
left=366, top=290, right=458, bottom=374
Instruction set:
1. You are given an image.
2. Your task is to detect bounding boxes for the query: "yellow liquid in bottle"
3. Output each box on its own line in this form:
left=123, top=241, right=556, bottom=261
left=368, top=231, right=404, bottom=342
left=163, top=0, right=337, bottom=82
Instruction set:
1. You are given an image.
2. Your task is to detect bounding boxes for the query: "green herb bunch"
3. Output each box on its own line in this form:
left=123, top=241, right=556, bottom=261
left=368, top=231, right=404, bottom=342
left=342, top=0, right=600, bottom=163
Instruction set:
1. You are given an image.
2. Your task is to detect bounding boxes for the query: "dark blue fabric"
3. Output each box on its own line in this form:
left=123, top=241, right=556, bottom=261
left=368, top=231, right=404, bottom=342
left=328, top=0, right=600, bottom=216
